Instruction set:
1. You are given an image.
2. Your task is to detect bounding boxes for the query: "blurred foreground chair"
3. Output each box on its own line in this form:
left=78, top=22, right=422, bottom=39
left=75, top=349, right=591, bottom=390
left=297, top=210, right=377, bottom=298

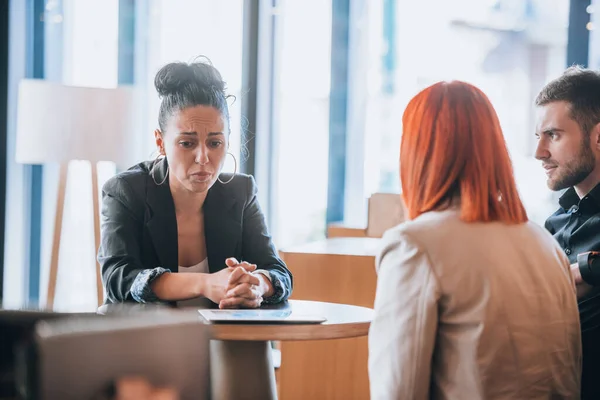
left=0, top=309, right=90, bottom=399
left=35, top=309, right=210, bottom=400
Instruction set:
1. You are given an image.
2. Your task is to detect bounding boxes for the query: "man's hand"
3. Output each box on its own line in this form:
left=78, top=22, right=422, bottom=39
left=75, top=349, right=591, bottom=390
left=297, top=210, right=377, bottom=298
left=570, top=263, right=593, bottom=298
left=570, top=263, right=583, bottom=284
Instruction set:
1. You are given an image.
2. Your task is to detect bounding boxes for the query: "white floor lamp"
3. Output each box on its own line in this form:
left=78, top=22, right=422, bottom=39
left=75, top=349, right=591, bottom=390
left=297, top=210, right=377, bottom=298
left=15, top=79, right=137, bottom=310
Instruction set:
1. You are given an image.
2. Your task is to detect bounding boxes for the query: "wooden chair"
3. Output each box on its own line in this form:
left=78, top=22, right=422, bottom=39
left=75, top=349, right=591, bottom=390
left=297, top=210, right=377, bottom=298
left=365, top=192, right=405, bottom=237
left=327, top=192, right=405, bottom=238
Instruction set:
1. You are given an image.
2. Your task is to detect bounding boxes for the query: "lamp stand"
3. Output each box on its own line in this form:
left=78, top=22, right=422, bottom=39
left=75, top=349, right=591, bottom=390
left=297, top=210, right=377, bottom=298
left=46, top=161, right=104, bottom=310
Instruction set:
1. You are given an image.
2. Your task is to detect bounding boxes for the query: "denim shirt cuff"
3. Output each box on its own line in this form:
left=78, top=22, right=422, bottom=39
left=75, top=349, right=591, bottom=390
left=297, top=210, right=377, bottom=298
left=131, top=267, right=170, bottom=303
left=262, top=271, right=287, bottom=304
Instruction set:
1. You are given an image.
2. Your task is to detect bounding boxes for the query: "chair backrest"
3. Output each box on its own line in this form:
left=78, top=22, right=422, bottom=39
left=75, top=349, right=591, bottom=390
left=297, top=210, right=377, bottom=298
left=0, top=309, right=98, bottom=399
left=35, top=310, right=210, bottom=400
left=366, top=192, right=405, bottom=237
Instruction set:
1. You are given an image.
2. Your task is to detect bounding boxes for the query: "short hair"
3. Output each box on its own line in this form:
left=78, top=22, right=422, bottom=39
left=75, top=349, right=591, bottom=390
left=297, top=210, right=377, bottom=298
left=154, top=57, right=232, bottom=133
left=535, top=66, right=600, bottom=135
left=400, top=81, right=528, bottom=223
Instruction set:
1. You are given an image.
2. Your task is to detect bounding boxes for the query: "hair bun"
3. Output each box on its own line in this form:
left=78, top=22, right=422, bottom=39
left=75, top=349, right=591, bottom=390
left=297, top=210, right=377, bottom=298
left=154, top=63, right=194, bottom=97
left=154, top=59, right=226, bottom=98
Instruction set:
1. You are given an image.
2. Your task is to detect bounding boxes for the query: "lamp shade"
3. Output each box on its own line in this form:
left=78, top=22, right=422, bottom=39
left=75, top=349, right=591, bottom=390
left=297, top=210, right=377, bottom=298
left=15, top=79, right=138, bottom=166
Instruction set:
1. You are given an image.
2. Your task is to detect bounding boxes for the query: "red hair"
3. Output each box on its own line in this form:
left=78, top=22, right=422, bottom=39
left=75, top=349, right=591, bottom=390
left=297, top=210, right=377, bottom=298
left=400, top=81, right=527, bottom=224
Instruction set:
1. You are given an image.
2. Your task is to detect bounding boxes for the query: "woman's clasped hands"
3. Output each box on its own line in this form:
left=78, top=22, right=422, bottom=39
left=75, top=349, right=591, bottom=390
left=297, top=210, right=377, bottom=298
left=204, top=258, right=274, bottom=309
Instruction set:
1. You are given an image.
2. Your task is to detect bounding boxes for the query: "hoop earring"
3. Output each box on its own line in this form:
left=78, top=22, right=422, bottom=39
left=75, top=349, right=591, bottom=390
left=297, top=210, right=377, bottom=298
left=151, top=155, right=169, bottom=186
left=217, top=152, right=237, bottom=185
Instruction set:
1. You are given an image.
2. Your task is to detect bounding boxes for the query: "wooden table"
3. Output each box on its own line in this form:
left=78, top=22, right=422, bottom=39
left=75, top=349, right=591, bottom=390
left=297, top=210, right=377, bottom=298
left=279, top=237, right=380, bottom=399
left=100, top=300, right=373, bottom=400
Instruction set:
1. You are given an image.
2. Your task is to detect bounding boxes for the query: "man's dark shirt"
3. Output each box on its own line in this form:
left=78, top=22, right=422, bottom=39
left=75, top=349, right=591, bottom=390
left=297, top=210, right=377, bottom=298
left=546, top=183, right=600, bottom=398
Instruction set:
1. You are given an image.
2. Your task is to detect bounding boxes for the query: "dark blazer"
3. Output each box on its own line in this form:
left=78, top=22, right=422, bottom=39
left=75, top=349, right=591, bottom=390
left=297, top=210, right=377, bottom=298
left=97, top=159, right=292, bottom=304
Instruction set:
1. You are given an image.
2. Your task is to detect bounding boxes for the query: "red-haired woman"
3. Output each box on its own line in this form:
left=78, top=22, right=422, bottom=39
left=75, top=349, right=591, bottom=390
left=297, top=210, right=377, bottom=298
left=368, top=81, right=581, bottom=399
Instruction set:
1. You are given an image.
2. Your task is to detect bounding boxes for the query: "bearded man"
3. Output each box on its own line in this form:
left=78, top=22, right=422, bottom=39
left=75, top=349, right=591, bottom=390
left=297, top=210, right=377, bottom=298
left=535, top=66, right=600, bottom=399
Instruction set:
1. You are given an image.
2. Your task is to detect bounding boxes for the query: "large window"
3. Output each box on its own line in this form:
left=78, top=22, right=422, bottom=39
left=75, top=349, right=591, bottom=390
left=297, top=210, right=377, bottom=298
left=2, top=0, right=589, bottom=310
left=270, top=0, right=333, bottom=248
left=14, top=0, right=246, bottom=311
left=347, top=0, right=570, bottom=226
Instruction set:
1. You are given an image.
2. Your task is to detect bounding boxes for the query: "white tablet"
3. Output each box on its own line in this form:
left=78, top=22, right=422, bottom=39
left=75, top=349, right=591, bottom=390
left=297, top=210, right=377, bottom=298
left=198, top=309, right=327, bottom=324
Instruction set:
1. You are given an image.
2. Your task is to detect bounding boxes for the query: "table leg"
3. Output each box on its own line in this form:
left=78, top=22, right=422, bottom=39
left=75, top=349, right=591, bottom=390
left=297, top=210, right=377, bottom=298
left=210, top=340, right=277, bottom=400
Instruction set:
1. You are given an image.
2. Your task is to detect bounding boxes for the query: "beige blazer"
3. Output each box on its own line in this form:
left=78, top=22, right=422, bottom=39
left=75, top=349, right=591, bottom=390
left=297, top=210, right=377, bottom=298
left=369, top=208, right=581, bottom=400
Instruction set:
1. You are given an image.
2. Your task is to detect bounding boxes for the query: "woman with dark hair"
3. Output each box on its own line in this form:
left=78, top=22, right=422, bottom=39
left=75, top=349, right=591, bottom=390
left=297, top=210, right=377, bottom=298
left=98, top=58, right=292, bottom=308
left=368, top=81, right=581, bottom=399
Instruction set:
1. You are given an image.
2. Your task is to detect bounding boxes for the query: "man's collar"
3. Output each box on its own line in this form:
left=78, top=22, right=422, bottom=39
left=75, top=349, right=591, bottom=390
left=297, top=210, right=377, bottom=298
left=558, top=188, right=579, bottom=209
left=588, top=183, right=600, bottom=206
left=559, top=182, right=600, bottom=210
